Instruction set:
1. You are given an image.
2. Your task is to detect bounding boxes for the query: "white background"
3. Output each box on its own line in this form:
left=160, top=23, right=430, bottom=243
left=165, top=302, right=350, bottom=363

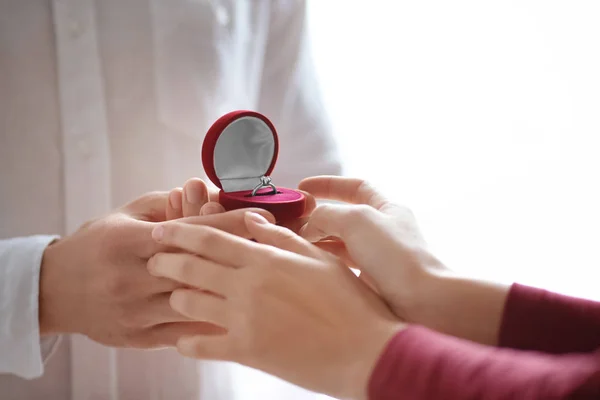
left=229, top=1, right=600, bottom=399
left=309, top=0, right=600, bottom=300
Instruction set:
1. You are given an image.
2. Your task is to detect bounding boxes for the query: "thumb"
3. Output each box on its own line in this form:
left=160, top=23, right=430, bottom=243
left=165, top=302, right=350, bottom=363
left=121, top=191, right=169, bottom=222
left=299, top=176, right=390, bottom=210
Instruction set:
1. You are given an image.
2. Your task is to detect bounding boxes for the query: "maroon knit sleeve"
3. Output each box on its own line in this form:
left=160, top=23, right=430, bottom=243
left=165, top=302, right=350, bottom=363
left=499, top=283, right=600, bottom=353
left=368, top=326, right=600, bottom=400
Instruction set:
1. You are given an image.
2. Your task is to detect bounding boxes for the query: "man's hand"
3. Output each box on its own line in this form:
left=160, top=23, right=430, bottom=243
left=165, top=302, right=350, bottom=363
left=38, top=189, right=275, bottom=349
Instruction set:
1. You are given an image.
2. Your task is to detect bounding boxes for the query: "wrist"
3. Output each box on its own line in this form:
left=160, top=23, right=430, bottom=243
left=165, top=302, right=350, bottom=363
left=408, top=268, right=512, bottom=345
left=39, top=238, right=75, bottom=335
left=345, top=322, right=406, bottom=400
left=386, top=247, right=448, bottom=321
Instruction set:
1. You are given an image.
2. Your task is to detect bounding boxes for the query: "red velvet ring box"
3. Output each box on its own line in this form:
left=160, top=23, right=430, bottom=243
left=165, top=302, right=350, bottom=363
left=202, top=110, right=306, bottom=221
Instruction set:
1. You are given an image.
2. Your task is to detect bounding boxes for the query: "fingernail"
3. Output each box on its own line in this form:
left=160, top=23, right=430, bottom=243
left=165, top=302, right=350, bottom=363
left=246, top=212, right=268, bottom=224
left=169, top=189, right=182, bottom=209
left=186, top=185, right=203, bottom=205
left=152, top=225, right=164, bottom=241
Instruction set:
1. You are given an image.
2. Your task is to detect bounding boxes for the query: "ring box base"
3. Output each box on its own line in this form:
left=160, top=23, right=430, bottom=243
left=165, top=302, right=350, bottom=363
left=219, top=188, right=305, bottom=221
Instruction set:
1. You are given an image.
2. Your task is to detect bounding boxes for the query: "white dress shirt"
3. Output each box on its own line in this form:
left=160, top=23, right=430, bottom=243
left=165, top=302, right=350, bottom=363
left=0, top=1, right=341, bottom=399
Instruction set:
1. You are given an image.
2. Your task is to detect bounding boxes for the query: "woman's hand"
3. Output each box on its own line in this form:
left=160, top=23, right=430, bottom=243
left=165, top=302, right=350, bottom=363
left=148, top=212, right=404, bottom=400
left=298, top=176, right=509, bottom=346
left=298, top=176, right=442, bottom=318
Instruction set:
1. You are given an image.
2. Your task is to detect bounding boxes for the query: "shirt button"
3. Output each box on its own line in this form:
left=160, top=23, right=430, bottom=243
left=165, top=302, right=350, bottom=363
left=215, top=5, right=230, bottom=26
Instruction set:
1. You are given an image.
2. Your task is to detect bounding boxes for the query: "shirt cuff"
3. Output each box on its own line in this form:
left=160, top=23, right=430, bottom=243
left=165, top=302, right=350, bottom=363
left=0, top=235, right=60, bottom=379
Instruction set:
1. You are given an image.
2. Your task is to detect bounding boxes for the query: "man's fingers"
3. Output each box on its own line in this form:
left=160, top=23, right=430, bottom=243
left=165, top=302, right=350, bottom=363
left=208, top=187, right=220, bottom=202
left=138, top=270, right=186, bottom=294
left=166, top=188, right=184, bottom=220
left=170, top=289, right=230, bottom=327
left=182, top=178, right=209, bottom=217
left=200, top=202, right=226, bottom=216
left=136, top=293, right=192, bottom=327
left=299, top=176, right=390, bottom=210
left=140, top=322, right=226, bottom=348
left=115, top=218, right=173, bottom=258
left=148, top=253, right=235, bottom=296
left=244, top=212, right=330, bottom=262
left=121, top=191, right=169, bottom=222
left=152, top=221, right=265, bottom=268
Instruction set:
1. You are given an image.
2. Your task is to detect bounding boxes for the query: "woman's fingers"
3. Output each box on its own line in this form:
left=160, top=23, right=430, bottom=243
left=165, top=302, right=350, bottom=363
left=300, top=176, right=410, bottom=218
left=148, top=252, right=235, bottom=296
left=299, top=176, right=390, bottom=210
left=182, top=178, right=209, bottom=217
left=176, top=208, right=275, bottom=239
left=170, top=289, right=230, bottom=327
left=299, top=203, right=381, bottom=243
left=244, top=212, right=331, bottom=262
left=152, top=221, right=266, bottom=268
left=299, top=177, right=387, bottom=242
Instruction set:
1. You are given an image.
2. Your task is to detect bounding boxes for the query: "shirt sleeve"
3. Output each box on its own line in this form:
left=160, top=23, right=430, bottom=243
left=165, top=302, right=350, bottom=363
left=499, top=283, right=600, bottom=353
left=258, top=1, right=343, bottom=188
left=368, top=325, right=600, bottom=400
left=0, top=235, right=62, bottom=379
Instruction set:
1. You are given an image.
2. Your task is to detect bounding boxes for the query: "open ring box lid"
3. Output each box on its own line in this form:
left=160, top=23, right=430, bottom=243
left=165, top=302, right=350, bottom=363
left=202, top=110, right=306, bottom=221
